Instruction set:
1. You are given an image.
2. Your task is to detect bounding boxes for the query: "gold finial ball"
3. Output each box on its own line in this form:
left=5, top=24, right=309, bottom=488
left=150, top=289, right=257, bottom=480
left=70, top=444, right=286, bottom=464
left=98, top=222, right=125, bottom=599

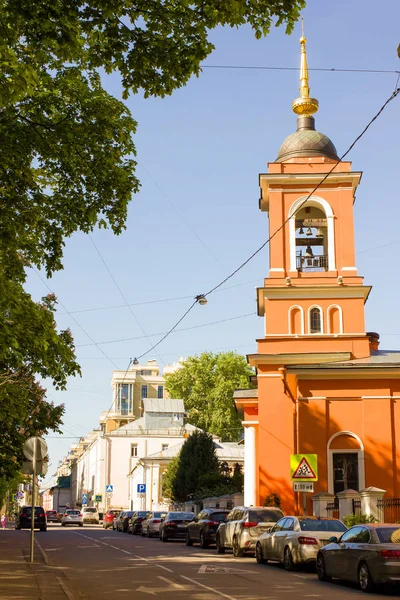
left=300, top=35, right=306, bottom=44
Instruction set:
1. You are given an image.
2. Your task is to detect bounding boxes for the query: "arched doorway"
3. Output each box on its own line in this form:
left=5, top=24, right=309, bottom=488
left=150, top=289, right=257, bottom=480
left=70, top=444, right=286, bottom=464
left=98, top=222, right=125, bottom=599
left=327, top=432, right=365, bottom=494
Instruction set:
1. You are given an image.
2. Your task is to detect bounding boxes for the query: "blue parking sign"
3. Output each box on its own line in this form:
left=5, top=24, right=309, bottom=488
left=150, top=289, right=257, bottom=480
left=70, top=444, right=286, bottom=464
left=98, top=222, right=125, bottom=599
left=137, top=484, right=146, bottom=493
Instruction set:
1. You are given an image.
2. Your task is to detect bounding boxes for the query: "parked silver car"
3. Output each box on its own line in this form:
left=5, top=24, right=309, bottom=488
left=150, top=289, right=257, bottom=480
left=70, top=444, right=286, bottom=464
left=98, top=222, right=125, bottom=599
left=141, top=511, right=167, bottom=537
left=256, top=516, right=347, bottom=570
left=216, top=506, right=284, bottom=556
left=61, top=509, right=83, bottom=527
left=317, top=523, right=400, bottom=592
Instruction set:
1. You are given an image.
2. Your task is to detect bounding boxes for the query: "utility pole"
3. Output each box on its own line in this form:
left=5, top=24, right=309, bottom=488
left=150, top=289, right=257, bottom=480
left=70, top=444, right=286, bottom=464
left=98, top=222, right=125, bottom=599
left=30, top=439, right=37, bottom=563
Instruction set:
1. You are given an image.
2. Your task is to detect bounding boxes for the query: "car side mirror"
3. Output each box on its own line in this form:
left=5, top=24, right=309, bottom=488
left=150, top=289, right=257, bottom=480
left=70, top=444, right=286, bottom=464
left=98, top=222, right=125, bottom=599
left=328, top=536, right=338, bottom=543
left=160, top=518, right=165, bottom=522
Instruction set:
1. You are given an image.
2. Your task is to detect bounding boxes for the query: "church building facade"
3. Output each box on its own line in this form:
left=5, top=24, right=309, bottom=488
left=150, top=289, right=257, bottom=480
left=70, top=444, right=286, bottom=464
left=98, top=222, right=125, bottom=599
left=235, top=33, right=400, bottom=515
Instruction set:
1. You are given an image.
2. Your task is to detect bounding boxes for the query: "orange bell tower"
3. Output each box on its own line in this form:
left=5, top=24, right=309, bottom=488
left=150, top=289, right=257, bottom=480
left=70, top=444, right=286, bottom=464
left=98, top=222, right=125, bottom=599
left=256, top=30, right=371, bottom=361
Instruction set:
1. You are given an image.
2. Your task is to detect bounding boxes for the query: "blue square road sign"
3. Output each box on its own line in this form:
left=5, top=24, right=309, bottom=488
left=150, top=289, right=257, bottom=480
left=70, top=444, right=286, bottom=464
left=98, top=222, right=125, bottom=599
left=137, top=484, right=146, bottom=493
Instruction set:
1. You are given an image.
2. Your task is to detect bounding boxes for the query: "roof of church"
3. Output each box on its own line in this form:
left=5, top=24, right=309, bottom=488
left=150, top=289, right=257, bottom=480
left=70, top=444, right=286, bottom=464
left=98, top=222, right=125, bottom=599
left=277, top=127, right=339, bottom=162
left=142, top=398, right=185, bottom=413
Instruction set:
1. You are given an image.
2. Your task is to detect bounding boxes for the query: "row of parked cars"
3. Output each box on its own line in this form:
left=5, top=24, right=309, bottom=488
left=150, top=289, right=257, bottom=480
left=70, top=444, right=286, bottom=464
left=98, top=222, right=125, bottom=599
left=15, top=506, right=101, bottom=530
left=109, top=505, right=400, bottom=593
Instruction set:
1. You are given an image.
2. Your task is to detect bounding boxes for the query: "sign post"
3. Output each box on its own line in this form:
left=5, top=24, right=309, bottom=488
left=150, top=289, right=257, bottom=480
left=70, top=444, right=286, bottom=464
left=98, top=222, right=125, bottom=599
left=290, top=454, right=318, bottom=516
left=22, top=436, right=48, bottom=563
left=30, top=438, right=37, bottom=563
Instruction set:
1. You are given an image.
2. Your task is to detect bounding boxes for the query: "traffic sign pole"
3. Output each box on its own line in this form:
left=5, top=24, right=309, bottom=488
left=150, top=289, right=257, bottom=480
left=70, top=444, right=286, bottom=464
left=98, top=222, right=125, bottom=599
left=30, top=438, right=37, bottom=563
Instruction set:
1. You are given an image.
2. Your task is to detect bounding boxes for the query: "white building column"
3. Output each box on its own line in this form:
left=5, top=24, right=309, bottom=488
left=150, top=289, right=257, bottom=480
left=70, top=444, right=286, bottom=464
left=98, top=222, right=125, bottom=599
left=243, top=423, right=257, bottom=506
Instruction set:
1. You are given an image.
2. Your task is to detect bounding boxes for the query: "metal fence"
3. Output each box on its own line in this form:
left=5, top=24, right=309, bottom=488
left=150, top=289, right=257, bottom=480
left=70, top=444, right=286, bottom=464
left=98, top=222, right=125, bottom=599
left=326, top=496, right=339, bottom=519
left=352, top=499, right=362, bottom=517
left=377, top=497, right=400, bottom=523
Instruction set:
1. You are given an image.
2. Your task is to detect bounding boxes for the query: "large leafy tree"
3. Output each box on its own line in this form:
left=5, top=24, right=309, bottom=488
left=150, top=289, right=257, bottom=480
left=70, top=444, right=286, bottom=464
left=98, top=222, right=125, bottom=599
left=165, top=352, right=254, bottom=441
left=0, top=1, right=302, bottom=481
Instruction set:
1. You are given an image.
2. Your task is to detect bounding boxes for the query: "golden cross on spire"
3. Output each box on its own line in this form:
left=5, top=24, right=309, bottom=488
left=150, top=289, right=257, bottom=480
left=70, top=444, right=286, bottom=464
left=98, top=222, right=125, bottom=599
left=292, top=17, right=319, bottom=117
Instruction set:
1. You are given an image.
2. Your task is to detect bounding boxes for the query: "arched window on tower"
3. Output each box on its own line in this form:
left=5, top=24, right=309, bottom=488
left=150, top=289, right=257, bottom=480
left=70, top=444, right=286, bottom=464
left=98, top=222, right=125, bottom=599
left=295, top=204, right=328, bottom=272
left=309, top=307, right=322, bottom=334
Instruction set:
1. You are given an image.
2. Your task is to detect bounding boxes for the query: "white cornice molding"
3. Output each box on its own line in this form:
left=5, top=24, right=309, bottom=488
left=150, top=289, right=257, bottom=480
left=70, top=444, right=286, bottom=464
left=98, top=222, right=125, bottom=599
left=247, top=352, right=351, bottom=366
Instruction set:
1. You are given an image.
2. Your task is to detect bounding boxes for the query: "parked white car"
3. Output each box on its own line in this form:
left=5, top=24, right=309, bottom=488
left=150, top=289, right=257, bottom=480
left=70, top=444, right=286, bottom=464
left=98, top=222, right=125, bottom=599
left=82, top=507, right=100, bottom=524
left=141, top=511, right=167, bottom=537
left=61, top=509, right=83, bottom=527
left=255, top=516, right=347, bottom=570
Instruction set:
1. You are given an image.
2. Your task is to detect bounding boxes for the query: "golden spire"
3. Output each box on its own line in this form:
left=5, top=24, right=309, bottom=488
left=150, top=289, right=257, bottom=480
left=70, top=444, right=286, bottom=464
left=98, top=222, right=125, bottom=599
left=292, top=18, right=319, bottom=117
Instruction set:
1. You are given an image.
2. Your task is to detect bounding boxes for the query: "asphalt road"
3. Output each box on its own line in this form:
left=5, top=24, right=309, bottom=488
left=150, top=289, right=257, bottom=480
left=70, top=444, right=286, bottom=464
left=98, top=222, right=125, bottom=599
left=16, top=524, right=400, bottom=599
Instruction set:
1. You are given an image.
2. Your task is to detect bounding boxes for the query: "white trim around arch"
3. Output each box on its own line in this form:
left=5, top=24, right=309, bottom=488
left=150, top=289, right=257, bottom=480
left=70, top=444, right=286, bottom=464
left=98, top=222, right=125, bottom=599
left=289, top=195, right=336, bottom=272
left=308, top=305, right=324, bottom=334
left=288, top=305, right=305, bottom=335
left=327, top=431, right=365, bottom=494
left=327, top=304, right=344, bottom=334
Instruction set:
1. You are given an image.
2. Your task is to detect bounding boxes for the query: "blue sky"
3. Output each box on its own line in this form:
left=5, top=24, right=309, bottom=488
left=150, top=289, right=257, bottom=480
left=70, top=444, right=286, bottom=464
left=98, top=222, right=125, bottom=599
left=30, top=0, right=400, bottom=483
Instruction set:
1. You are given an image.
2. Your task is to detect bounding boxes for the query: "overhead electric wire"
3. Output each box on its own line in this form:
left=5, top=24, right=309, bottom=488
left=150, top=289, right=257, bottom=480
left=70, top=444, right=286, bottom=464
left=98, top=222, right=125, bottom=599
left=88, top=234, right=164, bottom=365
left=76, top=311, right=255, bottom=347
left=202, top=64, right=400, bottom=75
left=33, top=268, right=119, bottom=369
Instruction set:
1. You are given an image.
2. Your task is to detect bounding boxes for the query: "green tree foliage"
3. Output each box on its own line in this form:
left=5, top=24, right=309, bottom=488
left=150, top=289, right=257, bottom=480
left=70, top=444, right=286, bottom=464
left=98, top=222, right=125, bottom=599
left=162, top=432, right=244, bottom=502
left=165, top=352, right=254, bottom=441
left=0, top=0, right=303, bottom=481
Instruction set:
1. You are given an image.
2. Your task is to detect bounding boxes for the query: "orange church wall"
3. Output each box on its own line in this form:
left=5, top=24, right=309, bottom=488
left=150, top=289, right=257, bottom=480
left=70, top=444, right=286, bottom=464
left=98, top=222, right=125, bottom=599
left=255, top=374, right=400, bottom=514
left=257, top=335, right=370, bottom=359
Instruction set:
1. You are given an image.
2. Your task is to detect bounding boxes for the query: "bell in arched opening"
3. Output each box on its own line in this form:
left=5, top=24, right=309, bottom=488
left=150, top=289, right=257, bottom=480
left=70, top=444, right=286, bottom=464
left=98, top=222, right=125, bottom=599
left=305, top=246, right=314, bottom=258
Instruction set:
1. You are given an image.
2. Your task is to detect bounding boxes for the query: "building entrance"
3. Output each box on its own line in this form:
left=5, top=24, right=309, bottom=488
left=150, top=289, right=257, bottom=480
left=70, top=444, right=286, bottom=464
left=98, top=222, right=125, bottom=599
left=333, top=453, right=359, bottom=494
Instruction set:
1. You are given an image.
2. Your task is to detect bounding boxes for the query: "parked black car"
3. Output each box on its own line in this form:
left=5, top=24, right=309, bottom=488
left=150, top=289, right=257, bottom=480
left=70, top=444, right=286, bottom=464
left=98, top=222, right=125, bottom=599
left=129, top=511, right=149, bottom=535
left=116, top=510, right=133, bottom=533
left=186, top=508, right=230, bottom=548
left=159, top=511, right=195, bottom=542
left=16, top=506, right=47, bottom=531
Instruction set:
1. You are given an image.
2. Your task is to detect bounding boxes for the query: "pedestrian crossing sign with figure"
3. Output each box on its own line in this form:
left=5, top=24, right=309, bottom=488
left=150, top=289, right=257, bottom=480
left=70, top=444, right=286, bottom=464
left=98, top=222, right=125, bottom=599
left=290, top=454, right=318, bottom=482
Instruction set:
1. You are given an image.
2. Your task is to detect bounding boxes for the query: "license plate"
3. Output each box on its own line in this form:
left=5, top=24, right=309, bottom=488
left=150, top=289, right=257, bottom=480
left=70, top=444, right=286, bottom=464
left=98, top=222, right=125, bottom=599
left=178, top=524, right=186, bottom=528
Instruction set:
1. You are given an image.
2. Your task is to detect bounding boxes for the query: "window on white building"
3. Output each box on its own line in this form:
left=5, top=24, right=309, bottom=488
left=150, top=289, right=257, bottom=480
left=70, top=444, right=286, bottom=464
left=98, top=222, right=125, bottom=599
left=141, top=385, right=148, bottom=398
left=161, top=444, right=168, bottom=452
left=157, top=385, right=163, bottom=399
left=131, top=444, right=138, bottom=457
left=140, top=369, right=152, bottom=375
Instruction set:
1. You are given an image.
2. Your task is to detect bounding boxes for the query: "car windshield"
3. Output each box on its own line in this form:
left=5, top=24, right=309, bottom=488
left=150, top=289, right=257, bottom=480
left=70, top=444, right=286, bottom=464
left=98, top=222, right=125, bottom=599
left=125, top=512, right=133, bottom=517
left=154, top=512, right=166, bottom=518
left=84, top=508, right=96, bottom=513
left=110, top=510, right=120, bottom=516
left=47, top=510, right=57, bottom=514
left=168, top=512, right=194, bottom=520
left=209, top=512, right=229, bottom=522
left=249, top=510, right=283, bottom=523
left=67, top=510, right=80, bottom=515
left=299, top=519, right=347, bottom=532
left=376, top=527, right=400, bottom=543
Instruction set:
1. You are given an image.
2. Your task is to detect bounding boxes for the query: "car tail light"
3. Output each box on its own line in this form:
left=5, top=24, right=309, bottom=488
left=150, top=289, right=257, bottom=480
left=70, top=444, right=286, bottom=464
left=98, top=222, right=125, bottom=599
left=38, top=513, right=45, bottom=518
left=209, top=521, right=219, bottom=526
left=165, top=520, right=177, bottom=527
left=298, top=536, right=318, bottom=545
left=79, top=513, right=83, bottom=517
left=380, top=549, right=400, bottom=558
left=153, top=519, right=161, bottom=524
left=244, top=522, right=258, bottom=528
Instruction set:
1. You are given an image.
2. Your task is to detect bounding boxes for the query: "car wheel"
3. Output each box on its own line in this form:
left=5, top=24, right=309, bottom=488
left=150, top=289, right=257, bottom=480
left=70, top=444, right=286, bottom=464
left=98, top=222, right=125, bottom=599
left=255, top=542, right=267, bottom=564
left=186, top=531, right=193, bottom=546
left=283, top=546, right=294, bottom=571
left=216, top=535, right=225, bottom=554
left=199, top=531, right=208, bottom=549
left=40, top=527, right=47, bottom=532
left=147, top=528, right=152, bottom=538
left=232, top=536, right=243, bottom=558
left=79, top=523, right=83, bottom=527
left=316, top=553, right=331, bottom=582
left=61, top=523, right=65, bottom=527
left=358, top=562, right=374, bottom=593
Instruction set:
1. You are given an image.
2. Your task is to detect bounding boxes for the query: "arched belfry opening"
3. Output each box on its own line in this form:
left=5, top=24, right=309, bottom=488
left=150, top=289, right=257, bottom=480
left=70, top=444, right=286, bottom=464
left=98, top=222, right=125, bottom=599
left=289, top=196, right=336, bottom=273
left=295, top=204, right=328, bottom=272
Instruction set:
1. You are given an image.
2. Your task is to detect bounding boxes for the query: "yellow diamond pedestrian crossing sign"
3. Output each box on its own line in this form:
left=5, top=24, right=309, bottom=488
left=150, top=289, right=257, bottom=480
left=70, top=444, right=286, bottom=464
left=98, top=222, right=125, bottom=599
left=290, top=454, right=318, bottom=482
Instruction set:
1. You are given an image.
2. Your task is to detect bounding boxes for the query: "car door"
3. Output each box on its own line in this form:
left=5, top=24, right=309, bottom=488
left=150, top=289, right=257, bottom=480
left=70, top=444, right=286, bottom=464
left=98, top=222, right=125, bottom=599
left=224, top=509, right=240, bottom=547
left=328, top=527, right=363, bottom=578
left=264, top=519, right=288, bottom=559
left=277, top=518, right=295, bottom=560
left=191, top=511, right=203, bottom=541
left=345, top=526, right=371, bottom=581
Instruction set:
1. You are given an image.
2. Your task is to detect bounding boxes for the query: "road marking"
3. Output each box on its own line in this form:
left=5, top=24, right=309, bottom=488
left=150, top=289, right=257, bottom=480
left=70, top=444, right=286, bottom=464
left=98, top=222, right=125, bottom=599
left=199, top=565, right=257, bottom=574
left=157, top=576, right=185, bottom=589
left=133, top=554, right=174, bottom=573
left=180, top=575, right=239, bottom=600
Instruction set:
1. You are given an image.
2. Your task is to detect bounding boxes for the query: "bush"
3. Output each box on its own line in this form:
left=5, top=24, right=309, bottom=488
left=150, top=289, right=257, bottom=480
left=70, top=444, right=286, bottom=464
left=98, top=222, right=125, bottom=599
left=342, top=513, right=377, bottom=528
left=263, top=492, right=281, bottom=508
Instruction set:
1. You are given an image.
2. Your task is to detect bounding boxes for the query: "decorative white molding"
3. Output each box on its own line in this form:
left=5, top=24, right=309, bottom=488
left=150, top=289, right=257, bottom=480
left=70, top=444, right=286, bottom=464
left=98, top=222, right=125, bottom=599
left=258, top=373, right=282, bottom=378
left=327, top=304, right=344, bottom=334
left=341, top=267, right=358, bottom=271
left=327, top=431, right=365, bottom=495
left=269, top=268, right=285, bottom=272
left=288, top=305, right=305, bottom=335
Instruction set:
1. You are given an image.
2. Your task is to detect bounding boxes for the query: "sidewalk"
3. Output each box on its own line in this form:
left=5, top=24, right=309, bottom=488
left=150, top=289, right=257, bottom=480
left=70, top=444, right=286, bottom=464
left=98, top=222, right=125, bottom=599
left=0, top=526, right=72, bottom=599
